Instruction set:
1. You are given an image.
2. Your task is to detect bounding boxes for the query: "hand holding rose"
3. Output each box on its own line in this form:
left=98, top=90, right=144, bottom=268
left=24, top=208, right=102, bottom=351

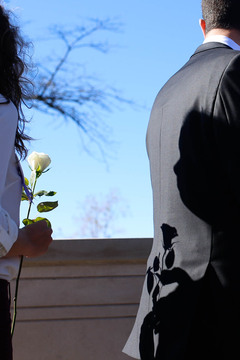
left=6, top=220, right=53, bottom=258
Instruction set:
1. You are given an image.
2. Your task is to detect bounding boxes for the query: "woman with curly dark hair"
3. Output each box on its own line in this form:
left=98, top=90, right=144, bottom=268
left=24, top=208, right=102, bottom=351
left=0, top=5, right=53, bottom=359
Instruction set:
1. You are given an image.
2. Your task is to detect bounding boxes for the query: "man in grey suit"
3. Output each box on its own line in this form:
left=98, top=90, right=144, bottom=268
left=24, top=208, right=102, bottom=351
left=123, top=1, right=240, bottom=359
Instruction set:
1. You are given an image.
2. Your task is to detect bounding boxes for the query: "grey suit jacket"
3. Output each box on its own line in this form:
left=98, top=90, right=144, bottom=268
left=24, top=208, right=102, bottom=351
left=123, top=43, right=240, bottom=360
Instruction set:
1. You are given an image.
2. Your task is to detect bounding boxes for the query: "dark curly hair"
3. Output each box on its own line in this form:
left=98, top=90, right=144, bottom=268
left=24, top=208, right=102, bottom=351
left=0, top=5, right=32, bottom=158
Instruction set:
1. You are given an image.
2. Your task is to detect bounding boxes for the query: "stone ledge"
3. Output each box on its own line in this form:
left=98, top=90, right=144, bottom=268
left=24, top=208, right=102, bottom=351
left=15, top=303, right=140, bottom=321
left=22, top=238, right=153, bottom=267
left=11, top=238, right=150, bottom=360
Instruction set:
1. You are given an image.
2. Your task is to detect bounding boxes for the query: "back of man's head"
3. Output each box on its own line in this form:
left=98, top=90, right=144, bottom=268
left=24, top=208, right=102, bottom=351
left=202, top=0, right=240, bottom=33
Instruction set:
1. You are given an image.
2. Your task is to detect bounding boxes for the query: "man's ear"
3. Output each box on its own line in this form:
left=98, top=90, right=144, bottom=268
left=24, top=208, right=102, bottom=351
left=199, top=19, right=206, bottom=38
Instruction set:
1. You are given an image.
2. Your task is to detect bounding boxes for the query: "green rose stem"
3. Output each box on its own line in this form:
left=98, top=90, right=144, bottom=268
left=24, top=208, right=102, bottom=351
left=11, top=255, right=23, bottom=336
left=11, top=175, right=37, bottom=337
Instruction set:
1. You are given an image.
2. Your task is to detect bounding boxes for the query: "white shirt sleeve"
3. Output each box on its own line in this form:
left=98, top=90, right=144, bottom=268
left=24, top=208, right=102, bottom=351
left=0, top=100, right=19, bottom=256
left=0, top=210, right=18, bottom=256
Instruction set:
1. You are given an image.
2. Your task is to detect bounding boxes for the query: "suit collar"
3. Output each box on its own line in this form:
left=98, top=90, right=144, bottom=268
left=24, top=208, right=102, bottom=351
left=191, top=42, right=233, bottom=58
left=203, top=34, right=240, bottom=50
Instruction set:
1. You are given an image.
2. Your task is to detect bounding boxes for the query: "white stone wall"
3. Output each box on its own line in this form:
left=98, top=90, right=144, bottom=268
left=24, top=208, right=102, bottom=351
left=10, top=238, right=152, bottom=360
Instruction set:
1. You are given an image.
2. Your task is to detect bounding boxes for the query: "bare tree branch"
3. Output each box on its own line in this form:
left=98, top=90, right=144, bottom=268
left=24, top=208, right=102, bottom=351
left=26, top=18, right=133, bottom=159
left=75, top=189, right=129, bottom=238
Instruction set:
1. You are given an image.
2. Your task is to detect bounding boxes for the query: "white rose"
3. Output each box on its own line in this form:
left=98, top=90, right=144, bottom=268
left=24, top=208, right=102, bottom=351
left=27, top=151, right=51, bottom=173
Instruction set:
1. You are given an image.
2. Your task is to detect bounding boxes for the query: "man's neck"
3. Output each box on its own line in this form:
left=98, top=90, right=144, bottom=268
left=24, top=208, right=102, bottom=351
left=205, top=28, right=240, bottom=46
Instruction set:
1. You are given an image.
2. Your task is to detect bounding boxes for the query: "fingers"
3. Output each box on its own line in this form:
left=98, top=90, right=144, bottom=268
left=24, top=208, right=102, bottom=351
left=22, top=221, right=53, bottom=257
left=29, top=219, right=52, bottom=231
left=6, top=221, right=54, bottom=259
left=26, top=220, right=53, bottom=239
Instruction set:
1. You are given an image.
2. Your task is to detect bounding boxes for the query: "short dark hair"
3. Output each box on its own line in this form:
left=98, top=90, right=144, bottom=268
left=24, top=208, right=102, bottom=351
left=202, top=0, right=240, bottom=33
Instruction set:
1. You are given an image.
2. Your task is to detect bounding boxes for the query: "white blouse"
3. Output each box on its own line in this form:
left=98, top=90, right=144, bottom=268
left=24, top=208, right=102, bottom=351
left=0, top=94, right=22, bottom=282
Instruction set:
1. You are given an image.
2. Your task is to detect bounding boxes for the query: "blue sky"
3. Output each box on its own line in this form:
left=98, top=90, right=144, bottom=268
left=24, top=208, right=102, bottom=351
left=5, top=0, right=204, bottom=239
